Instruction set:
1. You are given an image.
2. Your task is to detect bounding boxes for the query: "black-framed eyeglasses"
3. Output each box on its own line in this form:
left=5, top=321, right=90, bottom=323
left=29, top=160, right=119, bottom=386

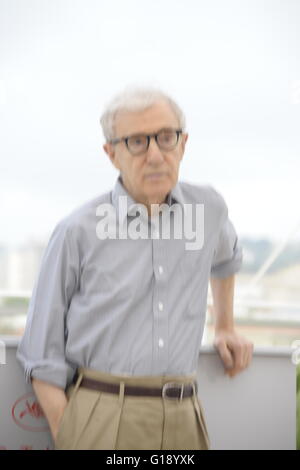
left=109, top=128, right=183, bottom=156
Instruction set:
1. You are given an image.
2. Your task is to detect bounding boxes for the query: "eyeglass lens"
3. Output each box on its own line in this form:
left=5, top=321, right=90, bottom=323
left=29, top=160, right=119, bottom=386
left=127, top=129, right=179, bottom=154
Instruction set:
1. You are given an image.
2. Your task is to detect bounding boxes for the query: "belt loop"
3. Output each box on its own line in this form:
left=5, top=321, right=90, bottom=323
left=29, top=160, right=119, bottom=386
left=73, top=369, right=84, bottom=394
left=179, top=384, right=184, bottom=402
left=191, top=382, right=198, bottom=410
left=119, top=381, right=125, bottom=407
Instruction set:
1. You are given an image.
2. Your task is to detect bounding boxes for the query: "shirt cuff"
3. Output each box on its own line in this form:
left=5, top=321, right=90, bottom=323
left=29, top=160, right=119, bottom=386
left=210, top=244, right=243, bottom=279
left=18, top=357, right=76, bottom=390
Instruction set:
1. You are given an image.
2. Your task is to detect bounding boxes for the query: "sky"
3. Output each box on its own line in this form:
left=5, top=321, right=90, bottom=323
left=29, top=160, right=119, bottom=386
left=0, top=0, right=300, bottom=247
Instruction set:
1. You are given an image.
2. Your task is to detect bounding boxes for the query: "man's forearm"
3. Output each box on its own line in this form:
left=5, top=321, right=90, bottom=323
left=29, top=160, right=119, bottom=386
left=32, top=378, right=68, bottom=441
left=210, top=274, right=235, bottom=331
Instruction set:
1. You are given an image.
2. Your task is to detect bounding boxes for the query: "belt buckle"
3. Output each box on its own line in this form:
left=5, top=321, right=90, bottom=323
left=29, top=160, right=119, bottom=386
left=162, top=382, right=185, bottom=401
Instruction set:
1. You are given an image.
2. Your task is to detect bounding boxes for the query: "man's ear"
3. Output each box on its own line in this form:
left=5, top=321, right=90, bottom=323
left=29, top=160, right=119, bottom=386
left=103, top=143, right=120, bottom=170
left=179, top=132, right=188, bottom=159
left=182, top=132, right=188, bottom=150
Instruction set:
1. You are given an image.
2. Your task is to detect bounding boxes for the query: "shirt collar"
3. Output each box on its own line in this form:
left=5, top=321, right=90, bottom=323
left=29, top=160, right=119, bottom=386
left=111, top=174, right=185, bottom=226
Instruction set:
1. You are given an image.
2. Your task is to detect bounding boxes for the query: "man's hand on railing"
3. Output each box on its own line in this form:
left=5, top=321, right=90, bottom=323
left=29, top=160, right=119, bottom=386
left=213, top=328, right=254, bottom=378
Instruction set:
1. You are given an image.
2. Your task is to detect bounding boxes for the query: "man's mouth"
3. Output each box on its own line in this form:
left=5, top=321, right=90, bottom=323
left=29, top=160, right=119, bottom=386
left=145, top=173, right=166, bottom=179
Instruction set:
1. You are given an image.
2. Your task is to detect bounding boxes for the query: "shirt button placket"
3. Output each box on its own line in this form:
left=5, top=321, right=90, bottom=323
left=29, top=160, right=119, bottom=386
left=152, top=221, right=168, bottom=374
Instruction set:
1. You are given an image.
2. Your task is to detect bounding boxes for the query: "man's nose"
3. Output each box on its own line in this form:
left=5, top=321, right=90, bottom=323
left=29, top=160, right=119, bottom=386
left=146, top=137, right=164, bottom=164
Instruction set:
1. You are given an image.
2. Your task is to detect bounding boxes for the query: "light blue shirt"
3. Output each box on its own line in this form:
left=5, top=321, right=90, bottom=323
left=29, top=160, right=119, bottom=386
left=17, top=176, right=243, bottom=389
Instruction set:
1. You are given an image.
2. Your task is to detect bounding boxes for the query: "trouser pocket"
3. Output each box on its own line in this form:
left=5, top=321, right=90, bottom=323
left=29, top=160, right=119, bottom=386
left=54, top=385, right=76, bottom=450
left=54, top=386, right=102, bottom=450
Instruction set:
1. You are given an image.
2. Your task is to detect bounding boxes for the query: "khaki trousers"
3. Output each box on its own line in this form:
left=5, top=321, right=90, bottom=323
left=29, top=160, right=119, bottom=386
left=54, top=367, right=211, bottom=450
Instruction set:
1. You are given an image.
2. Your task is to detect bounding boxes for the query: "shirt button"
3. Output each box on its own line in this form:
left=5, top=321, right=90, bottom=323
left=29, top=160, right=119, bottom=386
left=158, top=302, right=164, bottom=311
left=158, top=265, right=163, bottom=275
left=158, top=338, right=164, bottom=348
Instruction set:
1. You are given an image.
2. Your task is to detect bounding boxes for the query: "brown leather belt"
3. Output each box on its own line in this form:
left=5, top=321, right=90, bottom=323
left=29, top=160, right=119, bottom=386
left=73, top=374, right=198, bottom=400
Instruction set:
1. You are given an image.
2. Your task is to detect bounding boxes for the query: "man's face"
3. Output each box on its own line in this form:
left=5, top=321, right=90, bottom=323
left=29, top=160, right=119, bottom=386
left=103, top=100, right=188, bottom=208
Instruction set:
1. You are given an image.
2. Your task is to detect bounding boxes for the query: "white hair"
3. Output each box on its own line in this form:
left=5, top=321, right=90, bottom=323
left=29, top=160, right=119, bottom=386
left=99, top=85, right=186, bottom=142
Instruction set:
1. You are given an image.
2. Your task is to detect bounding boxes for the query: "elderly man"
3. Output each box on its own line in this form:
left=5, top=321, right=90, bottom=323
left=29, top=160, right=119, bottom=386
left=17, top=86, right=253, bottom=450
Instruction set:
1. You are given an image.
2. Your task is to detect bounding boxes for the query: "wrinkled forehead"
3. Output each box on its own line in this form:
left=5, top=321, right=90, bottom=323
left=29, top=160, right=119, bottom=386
left=114, top=100, right=180, bottom=137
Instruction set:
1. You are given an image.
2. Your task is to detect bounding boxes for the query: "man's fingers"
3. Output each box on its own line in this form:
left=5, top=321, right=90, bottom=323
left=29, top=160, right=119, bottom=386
left=227, top=341, right=254, bottom=376
left=244, top=342, right=254, bottom=368
left=214, top=334, right=254, bottom=377
left=216, top=341, right=234, bottom=369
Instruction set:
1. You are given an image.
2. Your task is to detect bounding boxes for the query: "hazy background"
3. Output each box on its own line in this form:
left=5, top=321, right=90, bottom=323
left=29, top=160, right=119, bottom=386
left=0, top=0, right=299, bottom=247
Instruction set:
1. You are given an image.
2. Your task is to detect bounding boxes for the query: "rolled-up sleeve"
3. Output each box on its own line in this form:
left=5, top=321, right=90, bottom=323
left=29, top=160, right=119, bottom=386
left=210, top=198, right=243, bottom=279
left=16, top=219, right=80, bottom=390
